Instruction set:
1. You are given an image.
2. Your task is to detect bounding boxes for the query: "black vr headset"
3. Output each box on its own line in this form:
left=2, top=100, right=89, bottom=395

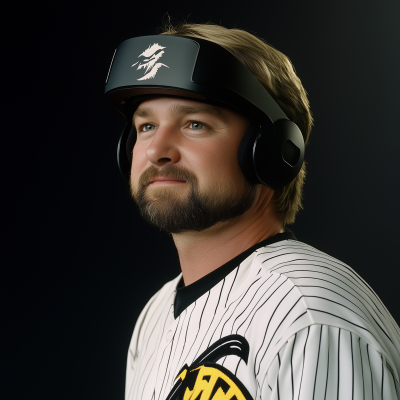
left=105, top=35, right=305, bottom=189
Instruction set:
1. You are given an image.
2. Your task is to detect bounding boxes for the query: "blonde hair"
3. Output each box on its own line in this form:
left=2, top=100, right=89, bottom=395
left=160, top=21, right=313, bottom=226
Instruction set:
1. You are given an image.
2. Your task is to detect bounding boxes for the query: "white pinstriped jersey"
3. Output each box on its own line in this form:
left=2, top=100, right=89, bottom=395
left=125, top=236, right=400, bottom=400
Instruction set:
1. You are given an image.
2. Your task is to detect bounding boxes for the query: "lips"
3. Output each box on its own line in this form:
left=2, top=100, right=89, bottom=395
left=148, top=177, right=186, bottom=185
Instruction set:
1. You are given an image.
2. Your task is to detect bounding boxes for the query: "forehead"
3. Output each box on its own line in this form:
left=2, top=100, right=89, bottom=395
left=133, top=97, right=242, bottom=123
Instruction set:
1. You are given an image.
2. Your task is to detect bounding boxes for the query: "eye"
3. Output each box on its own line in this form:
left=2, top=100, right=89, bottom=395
left=190, top=121, right=205, bottom=130
left=141, top=123, right=156, bottom=132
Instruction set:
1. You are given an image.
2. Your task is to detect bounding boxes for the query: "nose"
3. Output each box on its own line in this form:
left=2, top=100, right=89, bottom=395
left=146, top=125, right=180, bottom=166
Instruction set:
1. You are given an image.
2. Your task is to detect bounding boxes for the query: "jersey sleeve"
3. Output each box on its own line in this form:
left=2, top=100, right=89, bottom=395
left=260, top=324, right=400, bottom=400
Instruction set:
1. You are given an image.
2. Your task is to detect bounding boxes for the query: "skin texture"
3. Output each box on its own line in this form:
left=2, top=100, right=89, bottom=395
left=130, top=97, right=284, bottom=286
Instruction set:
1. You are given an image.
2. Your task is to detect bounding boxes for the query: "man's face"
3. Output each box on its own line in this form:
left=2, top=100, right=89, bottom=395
left=129, top=97, right=258, bottom=233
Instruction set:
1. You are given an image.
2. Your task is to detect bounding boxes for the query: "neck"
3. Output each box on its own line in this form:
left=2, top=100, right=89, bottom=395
left=171, top=186, right=283, bottom=286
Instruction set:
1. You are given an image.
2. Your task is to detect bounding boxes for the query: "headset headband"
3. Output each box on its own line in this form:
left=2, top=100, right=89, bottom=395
left=105, top=35, right=288, bottom=123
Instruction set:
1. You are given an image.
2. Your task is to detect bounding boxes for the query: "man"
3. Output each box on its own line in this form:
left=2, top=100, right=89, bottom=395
left=105, top=23, right=400, bottom=400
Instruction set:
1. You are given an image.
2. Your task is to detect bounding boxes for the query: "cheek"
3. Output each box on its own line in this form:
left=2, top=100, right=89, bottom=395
left=187, top=138, right=242, bottom=186
left=130, top=143, right=148, bottom=186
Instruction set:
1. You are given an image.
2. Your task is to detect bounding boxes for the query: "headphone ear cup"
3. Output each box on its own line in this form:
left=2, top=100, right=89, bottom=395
left=126, top=125, right=137, bottom=163
left=238, top=125, right=262, bottom=184
left=117, top=122, right=136, bottom=182
left=253, top=119, right=304, bottom=189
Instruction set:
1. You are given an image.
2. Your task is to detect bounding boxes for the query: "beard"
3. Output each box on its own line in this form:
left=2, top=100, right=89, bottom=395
left=130, top=165, right=257, bottom=234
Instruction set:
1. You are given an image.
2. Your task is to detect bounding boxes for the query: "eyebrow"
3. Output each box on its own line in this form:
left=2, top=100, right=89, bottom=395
left=132, top=103, right=227, bottom=124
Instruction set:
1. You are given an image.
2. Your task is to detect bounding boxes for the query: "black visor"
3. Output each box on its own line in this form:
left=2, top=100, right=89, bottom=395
left=105, top=35, right=288, bottom=124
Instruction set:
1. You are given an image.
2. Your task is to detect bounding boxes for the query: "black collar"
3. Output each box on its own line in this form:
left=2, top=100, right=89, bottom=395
left=174, top=230, right=297, bottom=319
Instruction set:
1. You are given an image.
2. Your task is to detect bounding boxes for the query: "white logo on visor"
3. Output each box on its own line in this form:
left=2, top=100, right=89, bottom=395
left=131, top=43, right=169, bottom=81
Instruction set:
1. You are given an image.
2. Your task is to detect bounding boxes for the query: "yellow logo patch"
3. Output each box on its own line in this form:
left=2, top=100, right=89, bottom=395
left=177, top=364, right=251, bottom=400
left=164, top=335, right=253, bottom=400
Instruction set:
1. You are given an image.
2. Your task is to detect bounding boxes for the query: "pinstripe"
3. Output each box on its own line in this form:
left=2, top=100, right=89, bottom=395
left=225, top=265, right=239, bottom=308
left=277, top=352, right=281, bottom=400
left=324, top=328, right=330, bottom=400
left=380, top=354, right=384, bottom=400
left=367, top=344, right=374, bottom=400
left=234, top=357, right=241, bottom=376
left=214, top=277, right=225, bottom=316
left=298, top=326, right=310, bottom=400
left=386, top=364, right=399, bottom=398
left=291, top=333, right=297, bottom=400
left=337, top=328, right=341, bottom=400
left=199, top=290, right=210, bottom=331
left=288, top=311, right=308, bottom=327
left=312, top=325, right=323, bottom=400
left=157, top=333, right=176, bottom=400
left=358, top=337, right=365, bottom=400
left=351, top=332, right=354, bottom=400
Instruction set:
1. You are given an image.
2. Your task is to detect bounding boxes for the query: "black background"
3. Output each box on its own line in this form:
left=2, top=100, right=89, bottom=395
left=4, top=1, right=400, bottom=399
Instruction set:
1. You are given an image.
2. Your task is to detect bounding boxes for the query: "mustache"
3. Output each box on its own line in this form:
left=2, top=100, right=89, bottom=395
left=138, top=165, right=198, bottom=188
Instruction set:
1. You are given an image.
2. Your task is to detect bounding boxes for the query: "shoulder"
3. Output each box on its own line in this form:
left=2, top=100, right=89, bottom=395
left=253, top=238, right=351, bottom=275
left=253, top=238, right=398, bottom=340
left=235, top=238, right=400, bottom=376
